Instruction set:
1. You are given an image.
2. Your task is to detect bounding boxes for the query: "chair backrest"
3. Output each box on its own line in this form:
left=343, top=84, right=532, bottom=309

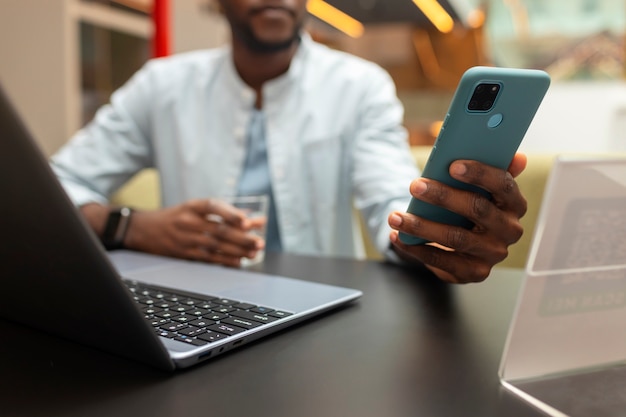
left=110, top=169, right=161, bottom=210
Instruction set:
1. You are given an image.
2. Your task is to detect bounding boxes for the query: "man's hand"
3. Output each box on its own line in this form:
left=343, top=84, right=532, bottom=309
left=388, top=153, right=528, bottom=283
left=95, top=199, right=265, bottom=267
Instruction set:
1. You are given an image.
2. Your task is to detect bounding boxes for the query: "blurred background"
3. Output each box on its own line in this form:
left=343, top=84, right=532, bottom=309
left=1, top=0, right=625, bottom=156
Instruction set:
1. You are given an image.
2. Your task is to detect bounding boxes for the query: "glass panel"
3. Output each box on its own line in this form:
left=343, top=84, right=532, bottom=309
left=528, top=159, right=626, bottom=273
left=500, top=157, right=626, bottom=416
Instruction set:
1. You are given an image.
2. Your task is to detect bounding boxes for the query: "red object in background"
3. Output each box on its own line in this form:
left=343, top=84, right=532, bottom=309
left=152, top=0, right=170, bottom=57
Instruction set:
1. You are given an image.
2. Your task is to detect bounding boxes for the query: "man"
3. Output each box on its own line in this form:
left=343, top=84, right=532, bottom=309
left=51, top=0, right=527, bottom=284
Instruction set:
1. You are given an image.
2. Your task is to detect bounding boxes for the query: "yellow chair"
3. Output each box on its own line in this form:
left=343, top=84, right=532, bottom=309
left=111, top=169, right=161, bottom=211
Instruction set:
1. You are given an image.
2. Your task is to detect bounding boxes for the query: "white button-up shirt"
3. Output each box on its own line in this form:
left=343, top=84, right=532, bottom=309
left=51, top=33, right=419, bottom=259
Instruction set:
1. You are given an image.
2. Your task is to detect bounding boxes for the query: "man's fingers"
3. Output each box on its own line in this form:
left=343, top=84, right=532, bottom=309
left=188, top=198, right=248, bottom=228
left=188, top=246, right=242, bottom=267
left=507, top=152, right=528, bottom=179
left=389, top=231, right=492, bottom=283
left=448, top=160, right=527, bottom=219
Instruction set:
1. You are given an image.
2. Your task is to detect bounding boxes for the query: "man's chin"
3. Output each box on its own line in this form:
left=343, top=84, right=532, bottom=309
left=246, top=35, right=299, bottom=54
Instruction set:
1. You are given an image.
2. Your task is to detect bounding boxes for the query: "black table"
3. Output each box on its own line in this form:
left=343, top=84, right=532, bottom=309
left=0, top=253, right=542, bottom=417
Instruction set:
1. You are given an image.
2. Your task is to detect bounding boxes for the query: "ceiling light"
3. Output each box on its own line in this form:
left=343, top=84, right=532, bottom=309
left=307, top=0, right=365, bottom=38
left=411, top=0, right=455, bottom=33
left=467, top=9, right=485, bottom=28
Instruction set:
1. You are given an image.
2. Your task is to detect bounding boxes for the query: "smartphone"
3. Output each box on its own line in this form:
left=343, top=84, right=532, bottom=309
left=399, top=66, right=551, bottom=245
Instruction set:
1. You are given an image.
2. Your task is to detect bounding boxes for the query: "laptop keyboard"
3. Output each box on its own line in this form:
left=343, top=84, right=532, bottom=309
left=124, top=280, right=293, bottom=347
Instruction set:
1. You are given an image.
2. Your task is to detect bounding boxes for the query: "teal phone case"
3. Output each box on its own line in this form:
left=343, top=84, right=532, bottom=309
left=399, top=66, right=551, bottom=245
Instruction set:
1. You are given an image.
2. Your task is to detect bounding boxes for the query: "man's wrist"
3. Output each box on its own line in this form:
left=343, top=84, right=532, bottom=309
left=102, top=207, right=133, bottom=250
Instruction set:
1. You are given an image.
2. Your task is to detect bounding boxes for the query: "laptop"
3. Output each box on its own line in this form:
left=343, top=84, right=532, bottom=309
left=499, top=155, right=626, bottom=416
left=0, top=85, right=362, bottom=371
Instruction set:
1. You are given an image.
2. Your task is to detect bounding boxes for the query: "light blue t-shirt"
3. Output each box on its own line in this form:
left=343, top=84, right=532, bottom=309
left=236, top=109, right=281, bottom=252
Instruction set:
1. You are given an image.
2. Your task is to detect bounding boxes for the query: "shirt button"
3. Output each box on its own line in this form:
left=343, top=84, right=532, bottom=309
left=234, top=127, right=245, bottom=139
left=241, top=90, right=254, bottom=102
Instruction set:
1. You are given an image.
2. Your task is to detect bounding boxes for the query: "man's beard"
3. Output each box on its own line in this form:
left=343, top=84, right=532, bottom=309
left=231, top=23, right=302, bottom=54
left=219, top=2, right=305, bottom=54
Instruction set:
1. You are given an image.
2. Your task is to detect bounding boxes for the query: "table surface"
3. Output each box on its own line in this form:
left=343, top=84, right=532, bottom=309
left=0, top=253, right=544, bottom=417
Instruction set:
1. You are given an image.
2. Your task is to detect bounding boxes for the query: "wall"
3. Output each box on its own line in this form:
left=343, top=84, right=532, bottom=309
left=0, top=0, right=229, bottom=157
left=0, top=0, right=78, bottom=157
left=172, top=0, right=228, bottom=53
left=521, top=81, right=626, bottom=153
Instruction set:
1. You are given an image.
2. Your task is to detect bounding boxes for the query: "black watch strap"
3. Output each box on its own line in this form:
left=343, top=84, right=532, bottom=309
left=102, top=207, right=133, bottom=250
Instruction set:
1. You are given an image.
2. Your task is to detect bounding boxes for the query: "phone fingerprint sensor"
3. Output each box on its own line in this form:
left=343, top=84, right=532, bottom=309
left=488, top=113, right=503, bottom=128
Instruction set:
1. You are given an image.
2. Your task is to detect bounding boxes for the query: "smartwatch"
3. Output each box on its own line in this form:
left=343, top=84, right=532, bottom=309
left=102, top=207, right=133, bottom=250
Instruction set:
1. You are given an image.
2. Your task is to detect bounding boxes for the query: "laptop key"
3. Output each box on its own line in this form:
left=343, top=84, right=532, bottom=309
left=233, top=302, right=256, bottom=310
left=171, top=304, right=193, bottom=313
left=143, top=306, right=163, bottom=315
left=197, top=301, right=220, bottom=310
left=207, top=323, right=246, bottom=336
left=202, top=313, right=228, bottom=322
left=214, top=298, right=238, bottom=306
left=268, top=310, right=293, bottom=319
left=180, top=297, right=204, bottom=306
left=150, top=318, right=171, bottom=327
left=221, top=316, right=263, bottom=330
left=213, top=306, right=236, bottom=314
left=160, top=322, right=188, bottom=332
left=165, top=294, right=182, bottom=303
left=173, top=314, right=196, bottom=323
left=178, top=326, right=205, bottom=337
left=156, top=329, right=175, bottom=338
left=189, top=318, right=217, bottom=328
left=231, top=310, right=279, bottom=324
left=174, top=336, right=207, bottom=346
left=155, top=311, right=180, bottom=320
left=137, top=297, right=156, bottom=305
left=197, top=330, right=227, bottom=343
left=189, top=308, right=209, bottom=317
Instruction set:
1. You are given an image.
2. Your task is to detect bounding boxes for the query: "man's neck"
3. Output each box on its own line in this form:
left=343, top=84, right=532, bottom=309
left=231, top=39, right=299, bottom=108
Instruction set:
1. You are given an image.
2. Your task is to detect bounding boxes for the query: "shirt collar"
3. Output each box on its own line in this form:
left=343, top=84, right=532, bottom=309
left=223, top=32, right=314, bottom=108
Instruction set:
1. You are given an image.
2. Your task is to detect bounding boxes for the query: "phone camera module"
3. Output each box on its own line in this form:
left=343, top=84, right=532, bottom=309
left=468, top=83, right=500, bottom=111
